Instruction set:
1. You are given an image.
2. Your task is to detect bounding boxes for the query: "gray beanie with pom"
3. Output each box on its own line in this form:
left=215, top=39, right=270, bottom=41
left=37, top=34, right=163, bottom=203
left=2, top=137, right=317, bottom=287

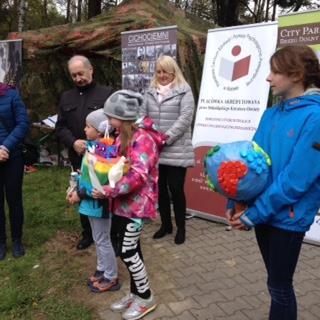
left=103, top=90, right=143, bottom=121
left=86, top=109, right=108, bottom=133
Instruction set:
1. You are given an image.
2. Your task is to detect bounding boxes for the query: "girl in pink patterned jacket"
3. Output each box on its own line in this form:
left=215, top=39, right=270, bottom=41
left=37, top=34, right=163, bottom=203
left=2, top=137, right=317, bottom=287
left=92, top=90, right=166, bottom=320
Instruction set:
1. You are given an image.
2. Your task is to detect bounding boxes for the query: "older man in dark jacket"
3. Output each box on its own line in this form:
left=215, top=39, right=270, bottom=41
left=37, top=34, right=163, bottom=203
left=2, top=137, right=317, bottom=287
left=56, top=55, right=113, bottom=250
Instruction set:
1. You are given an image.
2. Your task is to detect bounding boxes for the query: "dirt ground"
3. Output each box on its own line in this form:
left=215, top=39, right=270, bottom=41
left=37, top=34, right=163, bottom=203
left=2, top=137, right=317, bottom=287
left=43, top=225, right=165, bottom=320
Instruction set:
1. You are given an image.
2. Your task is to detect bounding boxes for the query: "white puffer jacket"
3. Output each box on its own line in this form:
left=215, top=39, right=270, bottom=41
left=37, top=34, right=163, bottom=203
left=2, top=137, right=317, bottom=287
left=140, top=84, right=195, bottom=167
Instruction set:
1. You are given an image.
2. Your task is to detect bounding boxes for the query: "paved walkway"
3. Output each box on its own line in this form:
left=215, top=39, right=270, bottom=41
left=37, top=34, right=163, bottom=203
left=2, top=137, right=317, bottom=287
left=99, top=217, right=320, bottom=320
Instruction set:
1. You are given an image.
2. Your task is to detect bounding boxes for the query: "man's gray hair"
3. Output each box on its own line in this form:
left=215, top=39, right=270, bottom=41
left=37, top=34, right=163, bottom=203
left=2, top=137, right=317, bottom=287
left=68, top=55, right=93, bottom=69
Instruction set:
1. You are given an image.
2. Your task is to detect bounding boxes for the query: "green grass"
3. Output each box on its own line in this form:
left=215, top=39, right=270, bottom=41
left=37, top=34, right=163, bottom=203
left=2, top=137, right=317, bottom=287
left=0, top=167, right=94, bottom=320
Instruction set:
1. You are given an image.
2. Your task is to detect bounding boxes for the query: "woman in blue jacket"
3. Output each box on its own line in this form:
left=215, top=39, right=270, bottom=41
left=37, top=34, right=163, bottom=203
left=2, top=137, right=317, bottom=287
left=0, top=83, right=29, bottom=260
left=229, top=45, right=320, bottom=320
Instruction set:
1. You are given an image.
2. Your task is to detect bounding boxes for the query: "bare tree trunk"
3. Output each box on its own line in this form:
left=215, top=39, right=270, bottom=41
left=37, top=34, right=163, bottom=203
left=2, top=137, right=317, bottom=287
left=184, top=0, right=189, bottom=11
left=217, top=0, right=240, bottom=26
left=77, top=0, right=82, bottom=21
left=17, top=0, right=28, bottom=32
left=271, top=0, right=277, bottom=21
left=256, top=0, right=266, bottom=22
left=88, top=0, right=101, bottom=19
left=70, top=0, right=77, bottom=22
left=211, top=0, right=217, bottom=23
left=265, top=0, right=270, bottom=21
left=261, top=0, right=266, bottom=21
left=66, top=0, right=71, bottom=22
left=293, top=0, right=304, bottom=11
left=43, top=0, right=48, bottom=26
left=253, top=0, right=261, bottom=22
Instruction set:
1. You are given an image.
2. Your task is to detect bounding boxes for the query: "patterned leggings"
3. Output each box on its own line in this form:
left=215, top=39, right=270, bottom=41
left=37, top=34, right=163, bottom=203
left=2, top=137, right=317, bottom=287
left=117, top=215, right=151, bottom=299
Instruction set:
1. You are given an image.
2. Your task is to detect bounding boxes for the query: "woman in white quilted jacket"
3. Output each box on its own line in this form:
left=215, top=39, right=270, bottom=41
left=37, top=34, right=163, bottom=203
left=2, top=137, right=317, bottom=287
left=140, top=55, right=195, bottom=245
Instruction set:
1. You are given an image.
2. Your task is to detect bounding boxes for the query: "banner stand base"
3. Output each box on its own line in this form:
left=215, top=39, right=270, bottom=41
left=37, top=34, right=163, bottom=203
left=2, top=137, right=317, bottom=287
left=185, top=213, right=195, bottom=220
left=186, top=209, right=227, bottom=224
left=187, top=209, right=320, bottom=247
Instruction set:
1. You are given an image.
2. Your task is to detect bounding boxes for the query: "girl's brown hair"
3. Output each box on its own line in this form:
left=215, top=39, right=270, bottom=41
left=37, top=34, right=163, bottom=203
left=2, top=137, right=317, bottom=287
left=270, top=45, right=320, bottom=89
left=119, top=121, right=136, bottom=156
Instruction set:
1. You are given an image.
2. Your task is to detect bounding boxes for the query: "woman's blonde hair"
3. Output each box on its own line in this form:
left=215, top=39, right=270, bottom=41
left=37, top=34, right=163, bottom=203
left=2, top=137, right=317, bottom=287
left=150, top=55, right=187, bottom=88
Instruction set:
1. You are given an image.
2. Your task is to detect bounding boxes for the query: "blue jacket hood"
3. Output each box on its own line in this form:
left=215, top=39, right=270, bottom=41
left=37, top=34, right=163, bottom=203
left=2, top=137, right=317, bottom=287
left=280, top=90, right=320, bottom=112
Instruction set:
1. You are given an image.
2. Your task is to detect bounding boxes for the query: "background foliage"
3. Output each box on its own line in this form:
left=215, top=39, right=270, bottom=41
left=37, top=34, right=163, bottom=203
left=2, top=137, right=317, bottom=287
left=0, top=0, right=320, bottom=121
left=1, top=0, right=320, bottom=38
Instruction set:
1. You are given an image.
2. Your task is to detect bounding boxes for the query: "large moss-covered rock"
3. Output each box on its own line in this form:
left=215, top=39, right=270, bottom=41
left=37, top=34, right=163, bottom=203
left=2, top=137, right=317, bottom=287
left=8, top=0, right=214, bottom=120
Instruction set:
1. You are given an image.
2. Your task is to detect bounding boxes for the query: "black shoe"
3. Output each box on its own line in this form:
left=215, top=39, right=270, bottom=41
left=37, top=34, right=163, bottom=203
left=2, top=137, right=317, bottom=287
left=153, top=226, right=172, bottom=239
left=0, top=243, right=6, bottom=261
left=76, top=236, right=93, bottom=250
left=12, top=240, right=25, bottom=258
left=175, top=229, right=185, bottom=245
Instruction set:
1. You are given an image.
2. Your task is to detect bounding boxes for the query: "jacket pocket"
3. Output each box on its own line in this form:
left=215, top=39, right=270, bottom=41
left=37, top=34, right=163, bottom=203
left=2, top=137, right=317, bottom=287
left=89, top=100, right=105, bottom=110
left=62, top=104, right=77, bottom=112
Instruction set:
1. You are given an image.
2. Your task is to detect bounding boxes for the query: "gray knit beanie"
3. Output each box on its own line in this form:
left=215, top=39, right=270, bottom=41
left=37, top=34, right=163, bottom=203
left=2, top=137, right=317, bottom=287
left=103, top=90, right=143, bottom=121
left=86, top=109, right=108, bottom=133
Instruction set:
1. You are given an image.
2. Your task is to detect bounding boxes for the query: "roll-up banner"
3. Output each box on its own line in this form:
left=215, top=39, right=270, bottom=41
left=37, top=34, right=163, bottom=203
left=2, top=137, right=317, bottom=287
left=185, top=22, right=278, bottom=222
left=121, top=26, right=177, bottom=93
left=278, top=10, right=320, bottom=245
left=0, top=39, right=22, bottom=87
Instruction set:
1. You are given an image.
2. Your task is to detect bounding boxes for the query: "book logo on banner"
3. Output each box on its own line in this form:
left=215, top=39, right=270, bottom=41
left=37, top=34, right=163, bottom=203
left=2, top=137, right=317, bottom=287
left=212, top=34, right=262, bottom=91
left=219, top=45, right=251, bottom=81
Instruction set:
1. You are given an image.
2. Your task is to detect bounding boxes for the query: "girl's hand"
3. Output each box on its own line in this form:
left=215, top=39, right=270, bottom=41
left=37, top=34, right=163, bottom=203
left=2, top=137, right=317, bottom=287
left=225, top=208, right=235, bottom=221
left=103, top=185, right=113, bottom=197
left=92, top=189, right=106, bottom=199
left=67, top=191, right=80, bottom=204
left=229, top=210, right=249, bottom=230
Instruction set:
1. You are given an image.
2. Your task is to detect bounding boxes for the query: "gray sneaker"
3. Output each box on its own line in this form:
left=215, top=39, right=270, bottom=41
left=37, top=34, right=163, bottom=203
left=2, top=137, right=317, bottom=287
left=110, top=293, right=135, bottom=313
left=122, top=295, right=157, bottom=320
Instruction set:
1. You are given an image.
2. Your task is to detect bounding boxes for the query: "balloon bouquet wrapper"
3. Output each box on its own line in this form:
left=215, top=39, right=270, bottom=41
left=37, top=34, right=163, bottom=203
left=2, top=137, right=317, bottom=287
left=80, top=138, right=128, bottom=193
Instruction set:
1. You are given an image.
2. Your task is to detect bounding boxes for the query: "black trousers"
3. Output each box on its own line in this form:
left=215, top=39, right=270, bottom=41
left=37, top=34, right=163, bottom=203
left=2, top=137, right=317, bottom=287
left=0, top=155, right=25, bottom=243
left=158, top=164, right=187, bottom=230
left=255, top=224, right=305, bottom=320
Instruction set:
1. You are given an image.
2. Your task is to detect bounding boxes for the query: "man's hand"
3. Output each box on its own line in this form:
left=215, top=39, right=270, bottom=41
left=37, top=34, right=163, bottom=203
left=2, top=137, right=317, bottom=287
left=73, top=139, right=86, bottom=155
left=0, top=149, right=9, bottom=162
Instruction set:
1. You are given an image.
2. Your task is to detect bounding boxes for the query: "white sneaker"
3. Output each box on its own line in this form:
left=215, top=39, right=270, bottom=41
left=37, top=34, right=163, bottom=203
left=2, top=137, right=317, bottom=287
left=111, top=293, right=135, bottom=313
left=122, top=295, right=157, bottom=320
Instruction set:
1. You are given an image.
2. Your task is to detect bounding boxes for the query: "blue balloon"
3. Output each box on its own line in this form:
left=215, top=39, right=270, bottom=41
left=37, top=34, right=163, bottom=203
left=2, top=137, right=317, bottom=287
left=204, top=141, right=271, bottom=201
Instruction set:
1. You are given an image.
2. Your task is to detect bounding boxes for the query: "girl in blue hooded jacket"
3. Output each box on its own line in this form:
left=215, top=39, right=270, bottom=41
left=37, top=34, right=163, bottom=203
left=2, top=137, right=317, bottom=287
left=229, top=45, right=320, bottom=320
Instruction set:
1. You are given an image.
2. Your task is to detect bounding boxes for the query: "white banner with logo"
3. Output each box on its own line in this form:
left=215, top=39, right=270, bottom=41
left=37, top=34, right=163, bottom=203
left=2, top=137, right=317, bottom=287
left=193, top=22, right=278, bottom=147
left=186, top=22, right=278, bottom=221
